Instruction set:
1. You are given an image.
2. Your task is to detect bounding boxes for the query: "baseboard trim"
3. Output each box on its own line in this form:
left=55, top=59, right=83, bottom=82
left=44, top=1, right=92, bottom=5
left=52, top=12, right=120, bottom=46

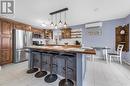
left=123, top=60, right=130, bottom=66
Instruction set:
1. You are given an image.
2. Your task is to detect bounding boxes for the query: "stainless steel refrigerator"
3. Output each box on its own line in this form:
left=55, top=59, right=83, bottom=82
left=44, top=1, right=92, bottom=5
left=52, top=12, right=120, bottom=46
left=13, top=29, right=32, bottom=63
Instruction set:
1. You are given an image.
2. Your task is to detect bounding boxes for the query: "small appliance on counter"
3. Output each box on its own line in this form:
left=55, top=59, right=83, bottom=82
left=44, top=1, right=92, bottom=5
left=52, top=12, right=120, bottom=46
left=33, top=41, right=44, bottom=46
left=75, top=40, right=81, bottom=45
left=33, top=41, right=39, bottom=45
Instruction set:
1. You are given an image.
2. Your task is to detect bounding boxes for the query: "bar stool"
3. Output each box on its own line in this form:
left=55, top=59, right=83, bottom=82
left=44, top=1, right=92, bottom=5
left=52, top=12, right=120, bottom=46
left=35, top=51, right=47, bottom=78
left=59, top=53, right=75, bottom=86
left=27, top=51, right=38, bottom=74
left=44, top=51, right=59, bottom=83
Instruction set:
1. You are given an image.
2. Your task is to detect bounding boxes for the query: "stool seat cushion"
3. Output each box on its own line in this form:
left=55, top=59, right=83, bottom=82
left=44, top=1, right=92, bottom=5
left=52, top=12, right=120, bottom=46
left=32, top=51, right=40, bottom=53
left=48, top=52, right=59, bottom=55
left=32, top=50, right=48, bottom=54
left=61, top=53, right=75, bottom=57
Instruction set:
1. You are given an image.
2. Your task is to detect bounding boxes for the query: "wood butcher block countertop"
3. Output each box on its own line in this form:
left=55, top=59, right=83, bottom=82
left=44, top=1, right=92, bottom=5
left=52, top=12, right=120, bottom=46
left=27, top=45, right=96, bottom=55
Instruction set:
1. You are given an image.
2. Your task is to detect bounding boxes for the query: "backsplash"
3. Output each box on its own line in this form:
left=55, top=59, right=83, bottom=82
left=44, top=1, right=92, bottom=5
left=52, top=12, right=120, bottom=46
left=48, top=38, right=82, bottom=45
left=47, top=28, right=82, bottom=45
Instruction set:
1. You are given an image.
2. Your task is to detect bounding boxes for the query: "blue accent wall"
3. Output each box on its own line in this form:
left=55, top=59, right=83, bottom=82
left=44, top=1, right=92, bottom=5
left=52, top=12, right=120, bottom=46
left=84, top=18, right=125, bottom=48
left=71, top=15, right=130, bottom=63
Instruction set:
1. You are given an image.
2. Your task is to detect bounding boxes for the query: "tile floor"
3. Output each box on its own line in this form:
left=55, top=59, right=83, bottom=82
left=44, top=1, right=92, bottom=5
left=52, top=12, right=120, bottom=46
left=0, top=59, right=130, bottom=86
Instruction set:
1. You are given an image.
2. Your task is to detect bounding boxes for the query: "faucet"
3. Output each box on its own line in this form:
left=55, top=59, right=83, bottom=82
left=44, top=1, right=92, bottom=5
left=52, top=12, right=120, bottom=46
left=55, top=38, right=58, bottom=45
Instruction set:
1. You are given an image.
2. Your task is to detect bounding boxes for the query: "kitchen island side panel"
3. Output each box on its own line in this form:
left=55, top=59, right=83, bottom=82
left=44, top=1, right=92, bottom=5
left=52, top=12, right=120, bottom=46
left=76, top=53, right=83, bottom=86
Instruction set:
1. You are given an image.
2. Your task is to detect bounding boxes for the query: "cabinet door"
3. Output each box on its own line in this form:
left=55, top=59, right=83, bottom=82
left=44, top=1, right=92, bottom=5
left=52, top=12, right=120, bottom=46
left=0, top=37, right=12, bottom=64
left=0, top=50, right=1, bottom=64
left=0, top=20, right=12, bottom=64
left=0, top=20, right=1, bottom=35
left=14, top=23, right=25, bottom=30
left=24, top=25, right=31, bottom=31
left=44, top=30, right=53, bottom=39
left=1, top=21, right=12, bottom=35
left=61, top=28, right=71, bottom=39
left=31, top=28, right=44, bottom=34
left=1, top=50, right=11, bottom=64
left=0, top=37, right=1, bottom=64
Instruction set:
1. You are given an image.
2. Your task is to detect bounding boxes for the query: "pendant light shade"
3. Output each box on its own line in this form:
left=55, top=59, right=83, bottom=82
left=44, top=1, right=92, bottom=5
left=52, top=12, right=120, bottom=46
left=64, top=21, right=67, bottom=28
left=59, top=13, right=62, bottom=25
left=50, top=22, right=54, bottom=26
left=59, top=20, right=62, bottom=25
left=55, top=14, right=58, bottom=29
left=55, top=24, right=58, bottom=29
left=64, top=11, right=67, bottom=28
left=50, top=15, right=54, bottom=26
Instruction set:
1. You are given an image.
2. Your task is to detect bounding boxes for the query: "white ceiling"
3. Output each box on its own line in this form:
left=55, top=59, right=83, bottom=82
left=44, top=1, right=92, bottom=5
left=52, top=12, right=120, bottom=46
left=1, top=0, right=130, bottom=28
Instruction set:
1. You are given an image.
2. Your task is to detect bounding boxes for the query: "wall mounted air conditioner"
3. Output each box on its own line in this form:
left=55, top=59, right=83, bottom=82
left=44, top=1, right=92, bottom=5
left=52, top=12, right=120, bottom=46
left=85, top=22, right=102, bottom=29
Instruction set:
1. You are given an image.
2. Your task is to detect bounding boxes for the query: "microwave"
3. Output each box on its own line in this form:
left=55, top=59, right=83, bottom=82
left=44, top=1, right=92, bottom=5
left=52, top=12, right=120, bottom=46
left=32, top=33, right=42, bottom=38
left=33, top=41, right=44, bottom=46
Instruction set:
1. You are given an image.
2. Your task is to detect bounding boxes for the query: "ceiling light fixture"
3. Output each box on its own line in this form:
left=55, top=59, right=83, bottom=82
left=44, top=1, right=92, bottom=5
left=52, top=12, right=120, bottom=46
left=49, top=8, right=68, bottom=29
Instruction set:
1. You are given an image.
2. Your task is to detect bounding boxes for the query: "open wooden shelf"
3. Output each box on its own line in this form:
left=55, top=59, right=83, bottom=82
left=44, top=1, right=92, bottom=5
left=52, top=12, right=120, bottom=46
left=71, top=30, right=82, bottom=38
left=71, top=31, right=82, bottom=33
left=71, top=37, right=82, bottom=38
left=71, top=34, right=82, bottom=35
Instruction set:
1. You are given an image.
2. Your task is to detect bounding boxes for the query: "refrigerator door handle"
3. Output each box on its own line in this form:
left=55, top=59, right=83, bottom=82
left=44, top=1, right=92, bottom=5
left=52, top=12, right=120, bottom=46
left=23, top=31, right=25, bottom=47
left=25, top=32, right=27, bottom=46
left=24, top=31, right=27, bottom=47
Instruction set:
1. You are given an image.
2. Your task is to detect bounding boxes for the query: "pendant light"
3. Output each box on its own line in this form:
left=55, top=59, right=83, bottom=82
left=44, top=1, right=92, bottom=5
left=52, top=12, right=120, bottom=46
left=64, top=11, right=67, bottom=28
left=59, top=12, right=62, bottom=25
left=49, top=8, right=68, bottom=29
left=50, top=15, right=54, bottom=27
left=55, top=14, right=58, bottom=29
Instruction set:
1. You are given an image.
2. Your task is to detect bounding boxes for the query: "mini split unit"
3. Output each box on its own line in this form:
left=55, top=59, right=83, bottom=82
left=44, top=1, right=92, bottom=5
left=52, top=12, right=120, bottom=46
left=85, top=22, right=102, bottom=29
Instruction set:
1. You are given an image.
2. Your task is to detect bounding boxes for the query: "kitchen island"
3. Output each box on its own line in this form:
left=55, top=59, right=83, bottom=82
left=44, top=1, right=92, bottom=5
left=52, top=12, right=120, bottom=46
left=27, top=45, right=96, bottom=86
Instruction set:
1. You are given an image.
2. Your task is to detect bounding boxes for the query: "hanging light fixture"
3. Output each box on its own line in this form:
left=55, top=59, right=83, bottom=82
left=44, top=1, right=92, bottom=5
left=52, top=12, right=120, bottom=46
left=49, top=8, right=68, bottom=29
left=54, top=14, right=58, bottom=29
left=59, top=12, right=62, bottom=25
left=50, top=15, right=54, bottom=27
left=64, top=11, right=67, bottom=28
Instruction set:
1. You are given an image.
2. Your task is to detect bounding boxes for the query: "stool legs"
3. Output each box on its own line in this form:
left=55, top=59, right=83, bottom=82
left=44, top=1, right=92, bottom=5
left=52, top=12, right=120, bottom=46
left=44, top=55, right=58, bottom=83
left=59, top=58, right=74, bottom=86
left=35, top=53, right=47, bottom=78
left=27, top=53, right=38, bottom=74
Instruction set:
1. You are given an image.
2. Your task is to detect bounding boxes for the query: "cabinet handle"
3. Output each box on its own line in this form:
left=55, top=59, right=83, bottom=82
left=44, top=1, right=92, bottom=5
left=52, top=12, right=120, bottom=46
left=0, top=54, right=2, bottom=57
left=2, top=52, right=6, bottom=58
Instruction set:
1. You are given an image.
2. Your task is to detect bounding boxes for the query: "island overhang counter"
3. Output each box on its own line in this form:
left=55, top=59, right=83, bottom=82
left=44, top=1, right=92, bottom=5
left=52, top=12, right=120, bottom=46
left=26, top=45, right=96, bottom=86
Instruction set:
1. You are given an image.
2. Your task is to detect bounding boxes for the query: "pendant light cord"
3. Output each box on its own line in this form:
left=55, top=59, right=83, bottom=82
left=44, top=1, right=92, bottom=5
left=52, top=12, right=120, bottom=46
left=55, top=14, right=57, bottom=25
left=64, top=11, right=66, bottom=22
left=49, top=8, right=68, bottom=28
left=60, top=12, right=61, bottom=21
left=50, top=15, right=54, bottom=26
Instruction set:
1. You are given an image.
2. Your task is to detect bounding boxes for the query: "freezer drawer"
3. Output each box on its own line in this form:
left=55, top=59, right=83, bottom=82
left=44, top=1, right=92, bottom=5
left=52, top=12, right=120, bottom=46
left=14, top=49, right=29, bottom=63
